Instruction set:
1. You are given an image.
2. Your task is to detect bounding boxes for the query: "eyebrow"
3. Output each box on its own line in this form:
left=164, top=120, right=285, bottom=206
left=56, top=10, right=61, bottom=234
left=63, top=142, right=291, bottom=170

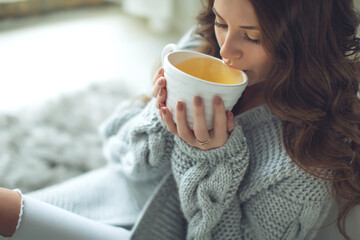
left=212, top=7, right=259, bottom=30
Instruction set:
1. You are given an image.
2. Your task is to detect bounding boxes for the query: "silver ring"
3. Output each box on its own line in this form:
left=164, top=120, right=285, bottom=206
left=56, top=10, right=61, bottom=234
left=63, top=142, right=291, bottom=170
left=195, top=137, right=210, bottom=146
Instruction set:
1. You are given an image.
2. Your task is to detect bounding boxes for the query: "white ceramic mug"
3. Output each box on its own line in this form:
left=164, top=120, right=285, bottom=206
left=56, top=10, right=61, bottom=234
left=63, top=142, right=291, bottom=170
left=161, top=43, right=248, bottom=130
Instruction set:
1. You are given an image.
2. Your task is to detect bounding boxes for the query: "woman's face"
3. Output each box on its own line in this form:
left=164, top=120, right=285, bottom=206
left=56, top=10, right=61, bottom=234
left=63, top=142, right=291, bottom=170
left=213, top=0, right=272, bottom=86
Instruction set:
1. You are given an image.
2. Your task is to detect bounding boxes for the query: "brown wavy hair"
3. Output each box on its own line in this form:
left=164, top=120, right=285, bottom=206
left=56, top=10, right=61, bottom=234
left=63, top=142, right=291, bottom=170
left=196, top=0, right=360, bottom=239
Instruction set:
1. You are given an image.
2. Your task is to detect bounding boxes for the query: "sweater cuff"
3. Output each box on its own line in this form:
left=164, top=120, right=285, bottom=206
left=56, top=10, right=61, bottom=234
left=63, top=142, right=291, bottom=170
left=173, top=125, right=248, bottom=167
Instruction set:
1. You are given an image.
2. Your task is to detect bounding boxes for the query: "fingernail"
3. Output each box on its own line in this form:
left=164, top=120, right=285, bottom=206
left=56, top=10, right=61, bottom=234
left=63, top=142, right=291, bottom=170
left=214, top=96, right=222, bottom=105
left=195, top=96, right=202, bottom=106
left=162, top=108, right=166, bottom=115
left=158, top=68, right=163, bottom=74
left=158, top=79, right=163, bottom=86
left=177, top=102, right=184, bottom=111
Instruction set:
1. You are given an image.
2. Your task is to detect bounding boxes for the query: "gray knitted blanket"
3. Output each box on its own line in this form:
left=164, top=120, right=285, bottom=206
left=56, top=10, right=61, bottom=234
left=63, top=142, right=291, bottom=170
left=0, top=80, right=130, bottom=193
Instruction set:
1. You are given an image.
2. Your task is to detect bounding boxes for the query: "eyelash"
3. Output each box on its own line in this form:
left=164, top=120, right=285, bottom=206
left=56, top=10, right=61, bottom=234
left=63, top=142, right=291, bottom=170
left=214, top=20, right=260, bottom=45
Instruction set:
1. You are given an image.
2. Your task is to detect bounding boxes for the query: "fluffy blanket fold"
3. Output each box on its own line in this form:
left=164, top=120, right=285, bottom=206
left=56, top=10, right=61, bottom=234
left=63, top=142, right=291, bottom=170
left=0, top=80, right=130, bottom=193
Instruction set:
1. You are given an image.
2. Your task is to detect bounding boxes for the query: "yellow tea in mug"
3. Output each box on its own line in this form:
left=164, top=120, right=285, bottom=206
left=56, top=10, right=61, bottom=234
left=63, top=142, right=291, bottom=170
left=175, top=57, right=243, bottom=84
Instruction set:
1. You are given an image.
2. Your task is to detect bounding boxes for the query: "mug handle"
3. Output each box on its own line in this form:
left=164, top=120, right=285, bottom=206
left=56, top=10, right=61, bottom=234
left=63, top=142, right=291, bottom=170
left=161, top=43, right=178, bottom=66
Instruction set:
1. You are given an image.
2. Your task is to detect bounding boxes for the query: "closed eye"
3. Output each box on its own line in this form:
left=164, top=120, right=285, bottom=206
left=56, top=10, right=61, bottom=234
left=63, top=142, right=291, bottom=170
left=214, top=20, right=227, bottom=29
left=215, top=20, right=260, bottom=45
left=244, top=33, right=260, bottom=44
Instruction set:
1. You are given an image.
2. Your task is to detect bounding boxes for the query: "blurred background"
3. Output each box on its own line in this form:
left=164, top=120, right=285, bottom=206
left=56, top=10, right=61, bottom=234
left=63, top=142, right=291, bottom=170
left=0, top=0, right=202, bottom=112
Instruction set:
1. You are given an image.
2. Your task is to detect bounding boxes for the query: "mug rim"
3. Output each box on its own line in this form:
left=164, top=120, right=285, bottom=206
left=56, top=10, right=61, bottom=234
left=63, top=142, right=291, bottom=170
left=165, top=50, right=248, bottom=87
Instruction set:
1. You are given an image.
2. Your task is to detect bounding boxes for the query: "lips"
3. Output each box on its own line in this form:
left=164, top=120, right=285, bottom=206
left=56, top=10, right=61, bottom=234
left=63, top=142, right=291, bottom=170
left=223, top=60, right=245, bottom=71
left=227, top=64, right=248, bottom=74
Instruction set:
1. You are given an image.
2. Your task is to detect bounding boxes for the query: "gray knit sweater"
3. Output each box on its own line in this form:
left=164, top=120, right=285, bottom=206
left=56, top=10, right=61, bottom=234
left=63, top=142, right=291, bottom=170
left=100, top=97, right=332, bottom=240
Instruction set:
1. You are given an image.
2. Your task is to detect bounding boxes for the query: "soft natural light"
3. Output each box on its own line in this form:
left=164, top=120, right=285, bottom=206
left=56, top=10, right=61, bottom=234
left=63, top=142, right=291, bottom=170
left=0, top=7, right=180, bottom=112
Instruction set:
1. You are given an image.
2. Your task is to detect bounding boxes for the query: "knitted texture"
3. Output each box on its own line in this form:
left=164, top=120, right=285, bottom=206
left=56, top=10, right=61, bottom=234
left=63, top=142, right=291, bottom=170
left=128, top=101, right=332, bottom=240
left=236, top=106, right=331, bottom=240
left=171, top=126, right=249, bottom=240
left=100, top=98, right=174, bottom=181
left=130, top=173, right=187, bottom=240
left=28, top=98, right=332, bottom=239
left=28, top=167, right=160, bottom=226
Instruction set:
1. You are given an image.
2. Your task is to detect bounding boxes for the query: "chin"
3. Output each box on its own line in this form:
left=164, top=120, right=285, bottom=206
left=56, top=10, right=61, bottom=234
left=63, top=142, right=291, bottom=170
left=246, top=78, right=265, bottom=87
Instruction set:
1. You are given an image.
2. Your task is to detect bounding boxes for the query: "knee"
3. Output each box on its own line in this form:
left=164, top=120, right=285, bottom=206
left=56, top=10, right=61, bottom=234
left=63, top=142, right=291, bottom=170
left=0, top=188, right=22, bottom=237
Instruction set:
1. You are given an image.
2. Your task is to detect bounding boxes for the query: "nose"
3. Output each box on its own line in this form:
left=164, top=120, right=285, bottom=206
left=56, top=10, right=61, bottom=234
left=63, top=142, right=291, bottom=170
left=219, top=31, right=242, bottom=61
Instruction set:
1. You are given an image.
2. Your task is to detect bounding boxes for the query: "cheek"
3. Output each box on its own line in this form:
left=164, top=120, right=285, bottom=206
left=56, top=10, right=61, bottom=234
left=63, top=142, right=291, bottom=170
left=254, top=59, right=273, bottom=82
left=252, top=51, right=272, bottom=73
left=247, top=53, right=273, bottom=84
left=259, top=56, right=273, bottom=75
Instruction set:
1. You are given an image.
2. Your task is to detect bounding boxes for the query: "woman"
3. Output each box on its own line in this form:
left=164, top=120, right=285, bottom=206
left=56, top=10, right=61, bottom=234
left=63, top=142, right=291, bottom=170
left=1, top=0, right=360, bottom=239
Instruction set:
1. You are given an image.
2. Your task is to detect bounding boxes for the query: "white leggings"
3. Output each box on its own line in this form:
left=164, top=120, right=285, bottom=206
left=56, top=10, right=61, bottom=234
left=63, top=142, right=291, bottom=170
left=1, top=195, right=131, bottom=240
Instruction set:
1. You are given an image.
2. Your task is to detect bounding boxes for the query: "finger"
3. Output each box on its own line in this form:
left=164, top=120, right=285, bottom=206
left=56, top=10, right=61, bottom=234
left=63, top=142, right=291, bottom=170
left=160, top=107, right=177, bottom=135
left=175, top=101, right=194, bottom=143
left=193, top=96, right=210, bottom=143
left=152, top=67, right=164, bottom=85
left=152, top=77, right=166, bottom=98
left=226, top=111, right=235, bottom=133
left=213, top=96, right=228, bottom=141
left=155, top=88, right=167, bottom=109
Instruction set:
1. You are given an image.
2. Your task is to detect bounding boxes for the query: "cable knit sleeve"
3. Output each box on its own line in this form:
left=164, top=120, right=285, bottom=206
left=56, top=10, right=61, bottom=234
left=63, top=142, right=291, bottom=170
left=170, top=125, right=250, bottom=240
left=99, top=98, right=174, bottom=181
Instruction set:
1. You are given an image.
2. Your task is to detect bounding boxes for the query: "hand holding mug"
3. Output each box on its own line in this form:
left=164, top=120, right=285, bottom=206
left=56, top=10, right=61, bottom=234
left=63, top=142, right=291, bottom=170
left=160, top=96, right=235, bottom=150
left=151, top=43, right=248, bottom=149
left=151, top=66, right=235, bottom=149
